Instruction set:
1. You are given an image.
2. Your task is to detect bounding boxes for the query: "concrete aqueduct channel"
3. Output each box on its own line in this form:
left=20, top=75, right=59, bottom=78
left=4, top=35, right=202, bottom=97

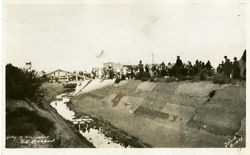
left=52, top=79, right=246, bottom=148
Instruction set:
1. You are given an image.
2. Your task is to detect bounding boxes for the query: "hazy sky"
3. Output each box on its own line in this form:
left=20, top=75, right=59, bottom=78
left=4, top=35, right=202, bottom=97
left=6, top=2, right=246, bottom=72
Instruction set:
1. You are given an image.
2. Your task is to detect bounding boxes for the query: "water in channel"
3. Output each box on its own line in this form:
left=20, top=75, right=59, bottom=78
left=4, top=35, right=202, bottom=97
left=50, top=93, right=131, bottom=148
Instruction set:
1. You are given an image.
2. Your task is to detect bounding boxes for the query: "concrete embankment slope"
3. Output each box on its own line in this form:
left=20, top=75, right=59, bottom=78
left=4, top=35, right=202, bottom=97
left=70, top=80, right=246, bottom=147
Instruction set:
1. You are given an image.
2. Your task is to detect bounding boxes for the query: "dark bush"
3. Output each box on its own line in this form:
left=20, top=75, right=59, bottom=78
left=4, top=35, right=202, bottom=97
left=6, top=64, right=43, bottom=100
left=63, top=83, right=77, bottom=88
left=6, top=107, right=55, bottom=136
left=63, top=88, right=75, bottom=93
left=213, top=73, right=229, bottom=84
left=199, top=71, right=207, bottom=81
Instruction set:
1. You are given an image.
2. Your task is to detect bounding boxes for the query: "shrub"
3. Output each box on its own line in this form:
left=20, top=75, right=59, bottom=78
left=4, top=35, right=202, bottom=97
left=63, top=83, right=77, bottom=88
left=213, top=73, right=229, bottom=84
left=6, top=64, right=43, bottom=100
left=199, top=71, right=207, bottom=81
left=191, top=75, right=200, bottom=82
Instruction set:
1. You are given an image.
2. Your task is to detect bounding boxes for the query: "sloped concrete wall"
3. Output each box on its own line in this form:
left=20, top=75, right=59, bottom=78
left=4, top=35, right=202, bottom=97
left=71, top=80, right=246, bottom=147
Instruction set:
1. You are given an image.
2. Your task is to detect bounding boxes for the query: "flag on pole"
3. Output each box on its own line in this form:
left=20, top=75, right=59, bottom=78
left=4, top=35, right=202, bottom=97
left=25, top=62, right=32, bottom=70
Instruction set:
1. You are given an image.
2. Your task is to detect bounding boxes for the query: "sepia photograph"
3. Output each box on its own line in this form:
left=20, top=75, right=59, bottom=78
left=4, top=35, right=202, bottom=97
left=2, top=0, right=247, bottom=152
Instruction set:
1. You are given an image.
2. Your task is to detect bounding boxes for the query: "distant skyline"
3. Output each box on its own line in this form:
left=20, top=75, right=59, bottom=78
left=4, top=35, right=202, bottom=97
left=6, top=2, right=246, bottom=72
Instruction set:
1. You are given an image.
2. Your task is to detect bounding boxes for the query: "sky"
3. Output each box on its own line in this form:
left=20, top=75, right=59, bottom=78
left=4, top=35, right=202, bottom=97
left=5, top=1, right=246, bottom=72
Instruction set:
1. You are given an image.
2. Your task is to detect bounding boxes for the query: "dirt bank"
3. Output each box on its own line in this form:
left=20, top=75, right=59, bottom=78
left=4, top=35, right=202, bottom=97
left=6, top=83, right=93, bottom=148
left=70, top=80, right=245, bottom=147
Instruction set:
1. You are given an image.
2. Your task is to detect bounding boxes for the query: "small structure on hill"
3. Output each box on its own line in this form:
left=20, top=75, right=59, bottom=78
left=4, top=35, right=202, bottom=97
left=46, top=69, right=86, bottom=83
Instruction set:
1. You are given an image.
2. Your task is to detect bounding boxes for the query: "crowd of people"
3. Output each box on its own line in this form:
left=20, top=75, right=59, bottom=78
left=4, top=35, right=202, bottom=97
left=216, top=56, right=241, bottom=79
left=83, top=54, right=244, bottom=82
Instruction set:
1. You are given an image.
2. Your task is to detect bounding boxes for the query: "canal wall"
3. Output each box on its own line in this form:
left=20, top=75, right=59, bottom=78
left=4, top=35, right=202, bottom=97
left=70, top=79, right=246, bottom=147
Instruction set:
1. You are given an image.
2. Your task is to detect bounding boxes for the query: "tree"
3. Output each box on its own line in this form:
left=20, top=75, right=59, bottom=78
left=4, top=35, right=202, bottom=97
left=6, top=64, right=43, bottom=100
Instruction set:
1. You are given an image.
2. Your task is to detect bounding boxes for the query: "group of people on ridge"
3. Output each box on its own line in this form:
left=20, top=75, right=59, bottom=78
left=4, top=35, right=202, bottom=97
left=83, top=51, right=245, bottom=82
